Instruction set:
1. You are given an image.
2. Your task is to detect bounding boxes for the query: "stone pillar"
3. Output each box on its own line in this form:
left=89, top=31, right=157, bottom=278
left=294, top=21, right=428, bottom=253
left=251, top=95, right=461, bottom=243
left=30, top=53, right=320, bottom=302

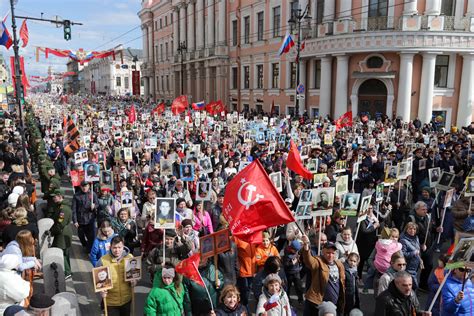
left=397, top=53, right=415, bottom=121
left=424, top=0, right=441, bottom=15
left=298, top=60, right=307, bottom=115
left=187, top=66, right=193, bottom=101
left=196, top=0, right=204, bottom=50
left=142, top=26, right=148, bottom=62
left=173, top=8, right=179, bottom=53
left=205, top=66, right=211, bottom=102
left=334, top=55, right=349, bottom=119
left=403, top=0, right=418, bottom=15
left=323, top=0, right=335, bottom=22
left=468, top=1, right=474, bottom=16
left=457, top=54, right=474, bottom=127
left=418, top=53, right=437, bottom=124
left=217, top=0, right=226, bottom=45
left=187, top=1, right=195, bottom=51
left=179, top=4, right=187, bottom=45
left=149, top=76, right=155, bottom=99
left=207, top=0, right=215, bottom=48
left=454, top=0, right=465, bottom=29
left=195, top=65, right=203, bottom=101
left=148, top=25, right=153, bottom=64
left=339, top=0, right=352, bottom=19
left=319, top=56, right=332, bottom=118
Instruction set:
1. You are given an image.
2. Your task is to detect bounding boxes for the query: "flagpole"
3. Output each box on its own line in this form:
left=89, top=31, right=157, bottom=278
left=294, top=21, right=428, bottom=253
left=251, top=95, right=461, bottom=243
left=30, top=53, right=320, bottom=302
left=9, top=0, right=28, bottom=175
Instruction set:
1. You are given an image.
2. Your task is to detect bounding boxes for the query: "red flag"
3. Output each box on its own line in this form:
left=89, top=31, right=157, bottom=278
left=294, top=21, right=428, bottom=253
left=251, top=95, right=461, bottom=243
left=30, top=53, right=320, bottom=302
left=222, top=160, right=295, bottom=243
left=335, top=111, right=353, bottom=131
left=151, top=102, right=165, bottom=115
left=175, top=253, right=205, bottom=287
left=287, top=140, right=313, bottom=180
left=19, top=20, right=28, bottom=48
left=128, top=104, right=137, bottom=124
left=206, top=100, right=225, bottom=115
left=171, top=95, right=188, bottom=115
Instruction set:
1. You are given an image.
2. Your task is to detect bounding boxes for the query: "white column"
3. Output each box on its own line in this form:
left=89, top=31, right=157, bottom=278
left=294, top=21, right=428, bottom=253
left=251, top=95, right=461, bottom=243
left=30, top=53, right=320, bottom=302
left=142, top=26, right=148, bottom=62
left=143, top=76, right=149, bottom=97
left=323, top=0, right=335, bottom=22
left=173, top=9, right=179, bottom=53
left=207, top=0, right=215, bottom=47
left=403, top=0, right=418, bottom=15
left=147, top=25, right=153, bottom=64
left=217, top=0, right=226, bottom=45
left=196, top=0, right=204, bottom=49
left=187, top=1, right=195, bottom=51
left=397, top=53, right=415, bottom=121
left=468, top=1, right=474, bottom=16
left=454, top=0, right=465, bottom=29
left=298, top=60, right=307, bottom=115
left=179, top=4, right=187, bottom=45
left=424, top=0, right=441, bottom=15
left=319, top=56, right=332, bottom=118
left=149, top=76, right=155, bottom=98
left=457, top=54, right=474, bottom=127
left=205, top=66, right=211, bottom=102
left=418, top=53, right=437, bottom=124
left=339, top=0, right=352, bottom=19
left=334, top=55, right=349, bottom=118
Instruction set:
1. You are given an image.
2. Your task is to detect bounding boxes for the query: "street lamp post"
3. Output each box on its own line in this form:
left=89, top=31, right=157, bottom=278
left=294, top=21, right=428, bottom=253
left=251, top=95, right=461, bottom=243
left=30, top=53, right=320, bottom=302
left=177, top=41, right=187, bottom=96
left=9, top=0, right=28, bottom=174
left=288, top=3, right=311, bottom=117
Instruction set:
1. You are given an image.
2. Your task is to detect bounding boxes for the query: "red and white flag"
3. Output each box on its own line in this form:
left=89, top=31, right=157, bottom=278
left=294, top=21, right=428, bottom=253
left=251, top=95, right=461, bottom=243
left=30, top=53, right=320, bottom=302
left=19, top=19, right=28, bottom=48
left=175, top=253, right=205, bottom=287
left=223, top=160, right=295, bottom=243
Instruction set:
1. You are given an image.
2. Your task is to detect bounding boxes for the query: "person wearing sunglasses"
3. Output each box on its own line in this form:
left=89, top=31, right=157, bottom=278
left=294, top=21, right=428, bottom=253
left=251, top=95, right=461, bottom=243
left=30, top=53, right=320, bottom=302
left=442, top=266, right=474, bottom=316
left=376, top=252, right=408, bottom=297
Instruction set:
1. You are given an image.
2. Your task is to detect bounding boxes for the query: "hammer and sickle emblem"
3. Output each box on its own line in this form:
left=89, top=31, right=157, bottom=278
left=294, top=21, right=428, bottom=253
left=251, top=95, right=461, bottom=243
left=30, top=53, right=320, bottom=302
left=237, top=180, right=264, bottom=210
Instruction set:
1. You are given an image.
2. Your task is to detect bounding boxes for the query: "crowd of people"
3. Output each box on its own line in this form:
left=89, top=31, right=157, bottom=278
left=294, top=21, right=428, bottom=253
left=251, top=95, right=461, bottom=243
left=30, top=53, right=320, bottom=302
left=0, top=93, right=473, bottom=316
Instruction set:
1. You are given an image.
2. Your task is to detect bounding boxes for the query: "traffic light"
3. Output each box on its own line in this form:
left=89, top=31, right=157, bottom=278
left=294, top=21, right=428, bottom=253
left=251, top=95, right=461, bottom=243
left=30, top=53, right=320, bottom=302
left=63, top=20, right=71, bottom=41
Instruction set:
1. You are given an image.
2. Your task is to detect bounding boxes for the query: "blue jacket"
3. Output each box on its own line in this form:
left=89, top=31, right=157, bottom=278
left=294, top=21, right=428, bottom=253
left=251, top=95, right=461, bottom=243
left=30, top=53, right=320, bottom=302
left=425, top=268, right=443, bottom=316
left=89, top=233, right=117, bottom=267
left=442, top=274, right=474, bottom=316
left=399, top=232, right=421, bottom=275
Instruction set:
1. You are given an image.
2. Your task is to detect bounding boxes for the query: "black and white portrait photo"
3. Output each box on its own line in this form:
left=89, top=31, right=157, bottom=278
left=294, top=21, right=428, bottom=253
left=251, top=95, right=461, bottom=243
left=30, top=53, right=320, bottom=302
left=199, top=157, right=213, bottom=174
left=154, top=198, right=176, bottom=229
left=100, top=170, right=114, bottom=189
left=436, top=171, right=455, bottom=191
left=342, top=193, right=360, bottom=211
left=121, top=190, right=134, bottom=208
left=180, top=164, right=195, bottom=181
left=269, top=172, right=282, bottom=192
left=160, top=159, right=173, bottom=176
left=313, top=187, right=335, bottom=210
left=295, top=204, right=311, bottom=220
left=299, top=189, right=313, bottom=204
left=84, top=163, right=100, bottom=182
left=429, top=167, right=441, bottom=188
left=196, top=182, right=212, bottom=201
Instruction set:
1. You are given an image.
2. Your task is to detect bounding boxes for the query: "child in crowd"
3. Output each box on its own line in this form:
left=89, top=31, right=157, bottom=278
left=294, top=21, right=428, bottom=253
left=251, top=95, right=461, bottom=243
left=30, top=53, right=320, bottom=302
left=344, top=252, right=361, bottom=315
left=256, top=273, right=292, bottom=316
left=282, top=239, right=304, bottom=304
left=255, top=231, right=280, bottom=271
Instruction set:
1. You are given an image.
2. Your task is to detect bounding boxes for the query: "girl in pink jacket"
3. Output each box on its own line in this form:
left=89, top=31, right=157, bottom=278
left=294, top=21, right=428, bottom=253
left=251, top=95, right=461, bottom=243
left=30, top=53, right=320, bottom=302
left=374, top=228, right=402, bottom=274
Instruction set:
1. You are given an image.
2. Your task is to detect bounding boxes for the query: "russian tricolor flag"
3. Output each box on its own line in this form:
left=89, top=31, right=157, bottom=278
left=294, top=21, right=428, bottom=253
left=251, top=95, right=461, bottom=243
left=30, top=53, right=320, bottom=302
left=0, top=21, right=12, bottom=50
left=278, top=33, right=295, bottom=56
left=192, top=100, right=206, bottom=110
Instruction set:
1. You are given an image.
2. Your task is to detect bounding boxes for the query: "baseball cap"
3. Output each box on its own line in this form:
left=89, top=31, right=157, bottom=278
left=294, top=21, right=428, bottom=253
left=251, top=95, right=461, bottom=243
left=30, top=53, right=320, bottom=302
left=322, top=241, right=337, bottom=250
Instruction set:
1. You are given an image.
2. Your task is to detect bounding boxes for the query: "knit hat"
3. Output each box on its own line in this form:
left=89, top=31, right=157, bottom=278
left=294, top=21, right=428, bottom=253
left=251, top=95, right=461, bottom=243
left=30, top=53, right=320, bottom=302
left=263, top=273, right=282, bottom=286
left=7, top=193, right=19, bottom=207
left=289, top=240, right=302, bottom=251
left=165, top=229, right=177, bottom=238
left=181, top=219, right=193, bottom=228
left=349, top=308, right=364, bottom=316
left=29, top=294, right=55, bottom=310
left=162, top=267, right=175, bottom=279
left=318, top=301, right=337, bottom=316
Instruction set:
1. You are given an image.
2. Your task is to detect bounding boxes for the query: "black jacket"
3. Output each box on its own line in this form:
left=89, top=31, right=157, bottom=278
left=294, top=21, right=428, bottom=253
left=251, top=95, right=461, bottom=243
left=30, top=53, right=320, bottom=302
left=72, top=190, right=98, bottom=225
left=375, top=280, right=422, bottom=316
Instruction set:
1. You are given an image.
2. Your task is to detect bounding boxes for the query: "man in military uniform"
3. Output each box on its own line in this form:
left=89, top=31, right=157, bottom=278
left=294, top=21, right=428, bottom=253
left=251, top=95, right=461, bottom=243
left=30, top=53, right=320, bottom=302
left=49, top=189, right=73, bottom=278
left=43, top=167, right=62, bottom=218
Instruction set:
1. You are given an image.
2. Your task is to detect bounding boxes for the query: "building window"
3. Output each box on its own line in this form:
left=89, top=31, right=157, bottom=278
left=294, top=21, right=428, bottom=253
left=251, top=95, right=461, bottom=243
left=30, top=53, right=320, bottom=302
left=171, top=13, right=173, bottom=23
left=287, top=106, right=296, bottom=116
left=367, top=56, right=384, bottom=68
left=171, top=41, right=173, bottom=53
left=257, top=12, right=264, bottom=41
left=232, top=20, right=238, bottom=46
left=314, top=60, right=321, bottom=89
left=165, top=16, right=168, bottom=26
left=368, top=0, right=388, bottom=17
left=243, top=66, right=250, bottom=89
left=273, top=6, right=281, bottom=37
left=243, top=104, right=250, bottom=112
left=154, top=21, right=157, bottom=30
left=434, top=55, right=449, bottom=88
left=116, top=77, right=121, bottom=87
left=166, top=75, right=169, bottom=91
left=161, top=76, right=164, bottom=91
left=160, top=18, right=162, bottom=29
left=256, top=104, right=263, bottom=113
left=256, top=65, right=264, bottom=89
left=232, top=67, right=238, bottom=89
left=124, top=77, right=129, bottom=89
left=440, top=0, right=455, bottom=16
left=272, top=63, right=279, bottom=88
left=290, top=62, right=297, bottom=89
left=165, top=43, right=169, bottom=59
left=140, top=78, right=144, bottom=86
left=244, top=16, right=250, bottom=44
left=273, top=105, right=280, bottom=115
left=316, top=0, right=324, bottom=24
left=311, top=108, right=319, bottom=118
left=160, top=44, right=163, bottom=61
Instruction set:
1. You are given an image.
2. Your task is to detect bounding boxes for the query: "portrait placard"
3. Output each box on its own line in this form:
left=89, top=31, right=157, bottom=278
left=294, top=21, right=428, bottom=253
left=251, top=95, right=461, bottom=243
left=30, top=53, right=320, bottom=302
left=74, top=151, right=88, bottom=164
left=428, top=167, right=441, bottom=188
left=200, top=234, right=216, bottom=259
left=100, top=170, right=114, bottom=190
left=154, top=198, right=176, bottom=229
left=124, top=256, right=142, bottom=281
left=123, top=147, right=133, bottom=162
left=436, top=171, right=455, bottom=191
left=180, top=164, right=195, bottom=181
left=92, top=266, right=113, bottom=293
left=269, top=172, right=283, bottom=192
left=358, top=195, right=372, bottom=223
left=214, top=229, right=231, bottom=254
left=160, top=159, right=173, bottom=176
left=196, top=182, right=212, bottom=201
left=464, top=176, right=474, bottom=197
left=84, top=163, right=100, bottom=182
left=120, top=190, right=134, bottom=209
left=313, top=187, right=335, bottom=210
left=336, top=175, right=349, bottom=196
left=340, top=193, right=361, bottom=216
